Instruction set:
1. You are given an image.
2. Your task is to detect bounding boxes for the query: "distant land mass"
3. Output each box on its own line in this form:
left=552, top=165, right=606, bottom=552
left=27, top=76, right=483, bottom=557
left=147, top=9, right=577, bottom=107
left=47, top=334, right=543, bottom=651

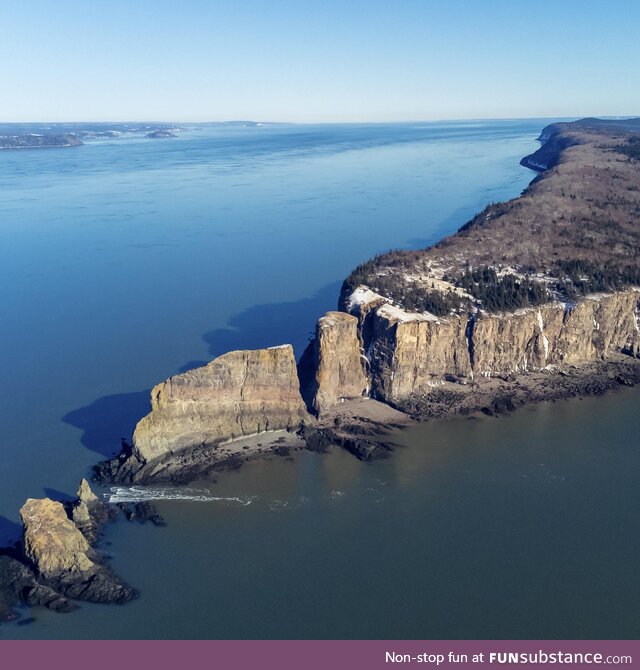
left=0, top=121, right=285, bottom=151
left=0, top=123, right=188, bottom=150
left=146, top=129, right=178, bottom=138
left=0, top=134, right=82, bottom=150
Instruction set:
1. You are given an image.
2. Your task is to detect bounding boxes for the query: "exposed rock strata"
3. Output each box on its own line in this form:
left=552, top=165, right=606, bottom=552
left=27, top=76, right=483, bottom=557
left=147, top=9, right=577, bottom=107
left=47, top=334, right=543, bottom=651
left=391, top=357, right=640, bottom=420
left=310, top=311, right=369, bottom=415
left=19, top=497, right=136, bottom=604
left=96, top=117, right=640, bottom=483
left=98, top=346, right=310, bottom=482
left=344, top=287, right=640, bottom=403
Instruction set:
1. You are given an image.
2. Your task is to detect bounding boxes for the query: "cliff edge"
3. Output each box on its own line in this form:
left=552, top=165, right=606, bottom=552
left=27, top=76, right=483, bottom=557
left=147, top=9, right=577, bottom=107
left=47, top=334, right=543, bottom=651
left=96, top=117, right=640, bottom=482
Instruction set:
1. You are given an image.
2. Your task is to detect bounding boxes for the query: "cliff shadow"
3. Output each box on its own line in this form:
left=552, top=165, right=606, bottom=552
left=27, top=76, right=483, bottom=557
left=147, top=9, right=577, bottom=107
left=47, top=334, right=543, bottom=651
left=60, top=281, right=342, bottom=463
left=62, top=390, right=151, bottom=459
left=42, top=487, right=75, bottom=503
left=202, top=280, right=342, bottom=360
left=0, top=516, right=21, bottom=547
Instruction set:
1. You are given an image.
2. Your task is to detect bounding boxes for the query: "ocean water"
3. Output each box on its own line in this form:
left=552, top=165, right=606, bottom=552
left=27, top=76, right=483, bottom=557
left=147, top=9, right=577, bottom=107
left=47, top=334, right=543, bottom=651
left=2, top=119, right=637, bottom=639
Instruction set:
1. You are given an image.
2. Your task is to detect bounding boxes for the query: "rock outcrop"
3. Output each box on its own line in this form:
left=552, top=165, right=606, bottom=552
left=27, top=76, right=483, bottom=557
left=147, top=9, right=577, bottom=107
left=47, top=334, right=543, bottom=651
left=69, top=478, right=112, bottom=543
left=95, top=117, right=640, bottom=480
left=342, top=287, right=640, bottom=404
left=19, top=497, right=136, bottom=604
left=96, top=346, right=311, bottom=482
left=310, top=312, right=369, bottom=415
left=0, top=555, right=76, bottom=621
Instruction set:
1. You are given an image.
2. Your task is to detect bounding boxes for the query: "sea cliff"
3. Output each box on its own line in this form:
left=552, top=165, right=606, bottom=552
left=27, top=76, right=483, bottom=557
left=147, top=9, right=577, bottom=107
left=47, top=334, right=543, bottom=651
left=95, top=117, right=640, bottom=483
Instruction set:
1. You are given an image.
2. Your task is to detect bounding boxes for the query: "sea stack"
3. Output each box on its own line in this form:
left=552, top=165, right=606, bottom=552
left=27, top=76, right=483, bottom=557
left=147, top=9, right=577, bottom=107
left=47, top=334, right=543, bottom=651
left=19, top=497, right=136, bottom=604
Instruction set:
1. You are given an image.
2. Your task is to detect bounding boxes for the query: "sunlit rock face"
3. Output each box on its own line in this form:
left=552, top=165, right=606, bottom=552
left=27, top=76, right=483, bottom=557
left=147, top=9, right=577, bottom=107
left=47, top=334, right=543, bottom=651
left=133, top=345, right=310, bottom=463
left=310, top=311, right=369, bottom=415
left=342, top=287, right=640, bottom=402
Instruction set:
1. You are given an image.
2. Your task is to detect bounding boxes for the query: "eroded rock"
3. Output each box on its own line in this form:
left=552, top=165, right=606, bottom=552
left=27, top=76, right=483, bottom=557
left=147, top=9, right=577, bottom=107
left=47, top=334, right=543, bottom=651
left=19, top=498, right=136, bottom=604
left=98, top=345, right=310, bottom=482
left=311, top=311, right=369, bottom=415
left=348, top=289, right=640, bottom=403
left=69, top=478, right=112, bottom=543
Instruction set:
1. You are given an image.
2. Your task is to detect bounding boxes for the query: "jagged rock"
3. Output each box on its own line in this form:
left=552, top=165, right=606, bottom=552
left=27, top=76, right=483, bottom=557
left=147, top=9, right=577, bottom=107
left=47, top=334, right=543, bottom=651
left=23, top=583, right=77, bottom=613
left=78, top=478, right=99, bottom=505
left=99, top=345, right=310, bottom=482
left=19, top=498, right=136, bottom=604
left=0, top=555, right=75, bottom=620
left=116, top=502, right=165, bottom=526
left=310, top=312, right=369, bottom=415
left=69, top=479, right=111, bottom=542
left=0, top=555, right=36, bottom=621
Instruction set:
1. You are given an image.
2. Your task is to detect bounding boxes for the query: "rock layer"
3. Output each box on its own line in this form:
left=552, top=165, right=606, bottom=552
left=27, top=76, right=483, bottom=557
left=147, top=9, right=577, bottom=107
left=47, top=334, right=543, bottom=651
left=311, top=311, right=369, bottom=415
left=132, top=345, right=309, bottom=465
left=343, top=287, right=640, bottom=403
left=19, top=497, right=135, bottom=604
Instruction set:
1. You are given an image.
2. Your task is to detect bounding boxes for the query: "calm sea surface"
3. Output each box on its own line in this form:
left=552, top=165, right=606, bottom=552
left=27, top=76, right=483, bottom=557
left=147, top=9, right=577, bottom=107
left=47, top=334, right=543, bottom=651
left=2, top=120, right=638, bottom=639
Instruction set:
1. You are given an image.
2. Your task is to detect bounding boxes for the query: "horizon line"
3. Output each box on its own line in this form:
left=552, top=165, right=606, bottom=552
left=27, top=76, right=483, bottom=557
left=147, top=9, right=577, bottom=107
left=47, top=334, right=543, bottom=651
left=1, top=114, right=633, bottom=126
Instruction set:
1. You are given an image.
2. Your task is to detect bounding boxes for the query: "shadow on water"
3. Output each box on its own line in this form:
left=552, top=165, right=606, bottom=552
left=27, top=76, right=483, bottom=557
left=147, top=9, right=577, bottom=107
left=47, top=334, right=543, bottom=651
left=61, top=280, right=342, bottom=463
left=203, top=280, right=342, bottom=359
left=42, top=488, right=75, bottom=503
left=62, top=391, right=151, bottom=459
left=0, top=516, right=22, bottom=546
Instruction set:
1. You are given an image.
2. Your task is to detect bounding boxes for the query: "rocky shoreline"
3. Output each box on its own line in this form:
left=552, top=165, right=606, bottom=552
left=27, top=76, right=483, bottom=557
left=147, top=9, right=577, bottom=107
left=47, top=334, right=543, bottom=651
left=91, top=117, right=640, bottom=487
left=3, top=116, right=640, bottom=622
left=0, top=480, right=151, bottom=622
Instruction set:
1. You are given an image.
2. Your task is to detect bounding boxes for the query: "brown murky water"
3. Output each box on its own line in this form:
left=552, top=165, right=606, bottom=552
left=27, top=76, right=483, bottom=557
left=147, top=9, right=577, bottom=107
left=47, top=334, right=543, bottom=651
left=8, top=386, right=640, bottom=639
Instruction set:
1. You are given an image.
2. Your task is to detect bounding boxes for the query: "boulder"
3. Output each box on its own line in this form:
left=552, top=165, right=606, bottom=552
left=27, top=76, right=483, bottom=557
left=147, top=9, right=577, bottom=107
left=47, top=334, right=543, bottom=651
left=19, top=498, right=136, bottom=604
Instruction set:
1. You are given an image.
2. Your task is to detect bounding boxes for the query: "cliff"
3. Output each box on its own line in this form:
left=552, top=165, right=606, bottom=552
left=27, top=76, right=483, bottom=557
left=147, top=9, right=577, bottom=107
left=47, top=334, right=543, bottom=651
left=95, top=117, right=640, bottom=481
left=339, top=286, right=640, bottom=406
left=309, top=311, right=369, bottom=415
left=333, top=117, right=640, bottom=416
left=98, top=345, right=310, bottom=482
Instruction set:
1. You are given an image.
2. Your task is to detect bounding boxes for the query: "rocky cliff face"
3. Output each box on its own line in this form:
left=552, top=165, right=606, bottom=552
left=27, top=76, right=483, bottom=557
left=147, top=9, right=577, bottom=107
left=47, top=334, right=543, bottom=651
left=94, top=117, right=640, bottom=482
left=132, top=345, right=309, bottom=465
left=19, top=496, right=135, bottom=604
left=339, top=286, right=640, bottom=403
left=311, top=312, right=369, bottom=415
left=70, top=478, right=111, bottom=543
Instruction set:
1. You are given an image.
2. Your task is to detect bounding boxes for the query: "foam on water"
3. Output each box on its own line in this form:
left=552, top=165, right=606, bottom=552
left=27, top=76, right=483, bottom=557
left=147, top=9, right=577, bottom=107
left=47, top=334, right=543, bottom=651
left=107, top=486, right=255, bottom=506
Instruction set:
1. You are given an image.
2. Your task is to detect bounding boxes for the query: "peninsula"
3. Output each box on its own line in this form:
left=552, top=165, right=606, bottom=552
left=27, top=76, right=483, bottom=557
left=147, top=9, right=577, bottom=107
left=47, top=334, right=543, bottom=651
left=3, top=117, right=640, bottom=621
left=96, top=117, right=640, bottom=484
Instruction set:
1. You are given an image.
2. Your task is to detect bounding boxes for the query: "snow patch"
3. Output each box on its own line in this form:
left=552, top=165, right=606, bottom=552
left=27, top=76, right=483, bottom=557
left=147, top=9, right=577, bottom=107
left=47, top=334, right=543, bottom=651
left=536, top=309, right=549, bottom=360
left=346, top=286, right=386, bottom=312
left=376, top=303, right=440, bottom=323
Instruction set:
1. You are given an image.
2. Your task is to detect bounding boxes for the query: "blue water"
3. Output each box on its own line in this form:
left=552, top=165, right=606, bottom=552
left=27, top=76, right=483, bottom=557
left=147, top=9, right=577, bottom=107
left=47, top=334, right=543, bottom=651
left=8, top=119, right=637, bottom=639
left=0, top=120, right=543, bottom=522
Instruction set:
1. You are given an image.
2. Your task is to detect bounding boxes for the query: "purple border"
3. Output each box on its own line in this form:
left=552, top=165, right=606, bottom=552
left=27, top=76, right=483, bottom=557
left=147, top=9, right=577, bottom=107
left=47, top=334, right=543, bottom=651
left=1, top=640, right=638, bottom=670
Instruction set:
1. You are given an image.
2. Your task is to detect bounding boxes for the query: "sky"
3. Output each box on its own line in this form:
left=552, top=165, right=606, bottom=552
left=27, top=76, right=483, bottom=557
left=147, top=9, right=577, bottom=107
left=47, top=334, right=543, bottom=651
left=1, top=0, right=639, bottom=123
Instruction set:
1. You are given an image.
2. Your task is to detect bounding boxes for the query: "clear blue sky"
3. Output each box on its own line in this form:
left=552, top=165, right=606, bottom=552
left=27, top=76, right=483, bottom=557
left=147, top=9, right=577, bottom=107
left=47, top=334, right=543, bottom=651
left=2, top=0, right=639, bottom=122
